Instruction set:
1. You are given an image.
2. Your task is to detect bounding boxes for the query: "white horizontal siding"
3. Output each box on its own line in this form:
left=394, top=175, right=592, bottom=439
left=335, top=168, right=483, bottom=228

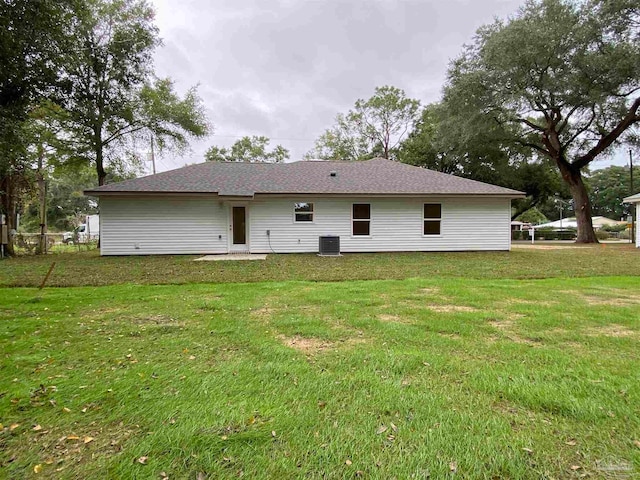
left=248, top=196, right=511, bottom=253
left=100, top=196, right=227, bottom=255
left=636, top=207, right=640, bottom=248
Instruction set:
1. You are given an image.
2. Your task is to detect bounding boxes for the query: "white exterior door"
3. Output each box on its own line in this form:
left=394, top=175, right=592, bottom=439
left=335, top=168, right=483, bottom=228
left=230, top=205, right=249, bottom=252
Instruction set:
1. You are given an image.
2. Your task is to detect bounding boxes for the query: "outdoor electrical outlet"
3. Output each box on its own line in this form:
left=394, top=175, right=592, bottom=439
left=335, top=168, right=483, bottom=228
left=266, top=230, right=270, bottom=236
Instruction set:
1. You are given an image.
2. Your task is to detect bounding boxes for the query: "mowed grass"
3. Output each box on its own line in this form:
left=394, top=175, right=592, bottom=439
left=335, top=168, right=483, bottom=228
left=1, top=276, right=639, bottom=478
left=1, top=243, right=640, bottom=287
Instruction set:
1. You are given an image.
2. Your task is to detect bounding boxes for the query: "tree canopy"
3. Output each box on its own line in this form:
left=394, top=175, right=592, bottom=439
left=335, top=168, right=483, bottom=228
left=442, top=0, right=640, bottom=242
left=307, top=86, right=420, bottom=161
left=0, top=0, right=210, bottom=255
left=60, top=0, right=209, bottom=186
left=587, top=163, right=640, bottom=220
left=0, top=0, right=75, bottom=254
left=397, top=102, right=563, bottom=219
left=205, top=136, right=289, bottom=163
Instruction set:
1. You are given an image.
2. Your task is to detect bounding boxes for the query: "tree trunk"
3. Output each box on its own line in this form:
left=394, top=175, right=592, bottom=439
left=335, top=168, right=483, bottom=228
left=96, top=143, right=106, bottom=186
left=0, top=174, right=17, bottom=256
left=557, top=160, right=598, bottom=243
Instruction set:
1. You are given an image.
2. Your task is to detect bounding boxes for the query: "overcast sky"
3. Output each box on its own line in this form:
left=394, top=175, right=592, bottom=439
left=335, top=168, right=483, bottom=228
left=149, top=0, right=631, bottom=174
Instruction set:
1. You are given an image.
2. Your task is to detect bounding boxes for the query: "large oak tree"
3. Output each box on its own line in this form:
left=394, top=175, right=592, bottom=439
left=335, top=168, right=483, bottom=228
left=442, top=0, right=640, bottom=242
left=397, top=103, right=563, bottom=220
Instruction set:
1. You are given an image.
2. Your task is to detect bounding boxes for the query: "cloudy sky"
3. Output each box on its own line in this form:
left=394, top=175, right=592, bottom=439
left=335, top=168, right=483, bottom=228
left=149, top=0, right=630, bottom=173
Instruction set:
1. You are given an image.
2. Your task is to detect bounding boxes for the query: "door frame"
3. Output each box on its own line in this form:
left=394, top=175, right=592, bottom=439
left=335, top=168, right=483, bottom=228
left=228, top=203, right=250, bottom=252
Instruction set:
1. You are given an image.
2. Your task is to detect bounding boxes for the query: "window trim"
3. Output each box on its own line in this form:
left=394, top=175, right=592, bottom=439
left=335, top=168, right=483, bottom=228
left=423, top=203, right=442, bottom=237
left=293, top=202, right=314, bottom=223
left=351, top=203, right=371, bottom=237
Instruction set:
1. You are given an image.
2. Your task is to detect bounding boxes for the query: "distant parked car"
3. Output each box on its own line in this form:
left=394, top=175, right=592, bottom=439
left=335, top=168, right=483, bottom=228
left=63, top=215, right=99, bottom=244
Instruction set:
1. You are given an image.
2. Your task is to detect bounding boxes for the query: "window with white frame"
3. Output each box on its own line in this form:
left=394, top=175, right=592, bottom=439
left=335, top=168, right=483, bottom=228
left=423, top=203, right=441, bottom=235
left=352, top=203, right=371, bottom=236
left=294, top=202, right=314, bottom=222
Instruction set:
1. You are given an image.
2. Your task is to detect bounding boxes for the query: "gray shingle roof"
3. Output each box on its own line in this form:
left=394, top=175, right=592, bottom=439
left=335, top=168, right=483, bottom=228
left=85, top=158, right=524, bottom=197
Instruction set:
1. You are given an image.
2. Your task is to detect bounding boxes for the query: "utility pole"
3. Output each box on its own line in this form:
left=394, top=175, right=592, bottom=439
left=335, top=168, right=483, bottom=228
left=631, top=149, right=635, bottom=245
left=36, top=143, right=48, bottom=255
left=150, top=135, right=157, bottom=174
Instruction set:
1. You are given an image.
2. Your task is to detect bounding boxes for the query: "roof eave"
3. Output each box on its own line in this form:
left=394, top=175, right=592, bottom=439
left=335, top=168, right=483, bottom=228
left=85, top=190, right=525, bottom=198
left=84, top=190, right=224, bottom=197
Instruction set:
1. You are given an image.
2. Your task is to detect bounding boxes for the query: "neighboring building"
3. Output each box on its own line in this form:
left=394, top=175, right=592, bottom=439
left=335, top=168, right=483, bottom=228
left=84, top=158, right=524, bottom=256
left=533, top=216, right=627, bottom=231
left=511, top=221, right=532, bottom=231
left=623, top=193, right=639, bottom=247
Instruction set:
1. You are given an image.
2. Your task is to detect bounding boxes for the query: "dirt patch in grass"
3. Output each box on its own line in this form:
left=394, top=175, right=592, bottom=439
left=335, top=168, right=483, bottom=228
left=278, top=334, right=365, bottom=354
left=279, top=335, right=333, bottom=353
left=377, top=313, right=413, bottom=324
left=438, top=332, right=462, bottom=340
left=560, top=289, right=640, bottom=307
left=427, top=304, right=478, bottom=313
left=586, top=325, right=637, bottom=338
left=583, top=296, right=640, bottom=306
left=418, top=287, right=440, bottom=295
left=488, top=319, right=514, bottom=330
left=487, top=319, right=540, bottom=346
left=251, top=306, right=277, bottom=318
left=252, top=304, right=324, bottom=319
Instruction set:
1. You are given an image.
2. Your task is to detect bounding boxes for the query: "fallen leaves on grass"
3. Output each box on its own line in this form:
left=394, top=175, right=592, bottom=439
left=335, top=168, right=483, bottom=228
left=137, top=456, right=148, bottom=464
left=34, top=464, right=43, bottom=473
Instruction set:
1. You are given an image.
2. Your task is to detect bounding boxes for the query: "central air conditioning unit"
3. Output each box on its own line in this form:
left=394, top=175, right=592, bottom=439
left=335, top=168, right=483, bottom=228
left=318, top=235, right=340, bottom=256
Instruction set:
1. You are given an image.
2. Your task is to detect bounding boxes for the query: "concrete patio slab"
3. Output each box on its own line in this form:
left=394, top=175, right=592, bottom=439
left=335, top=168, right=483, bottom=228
left=193, top=254, right=267, bottom=261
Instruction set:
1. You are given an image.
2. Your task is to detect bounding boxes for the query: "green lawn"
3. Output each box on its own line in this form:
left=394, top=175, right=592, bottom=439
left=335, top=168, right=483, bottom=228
left=1, top=249, right=639, bottom=478
left=1, top=243, right=640, bottom=287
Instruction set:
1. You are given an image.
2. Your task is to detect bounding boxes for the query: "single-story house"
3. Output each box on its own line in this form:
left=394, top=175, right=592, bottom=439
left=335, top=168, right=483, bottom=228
left=84, top=158, right=524, bottom=256
left=623, top=193, right=639, bottom=247
left=533, top=216, right=628, bottom=231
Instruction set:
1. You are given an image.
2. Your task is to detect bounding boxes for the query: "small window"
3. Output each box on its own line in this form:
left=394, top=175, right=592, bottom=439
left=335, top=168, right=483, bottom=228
left=423, top=203, right=441, bottom=235
left=352, top=203, right=371, bottom=236
left=294, top=202, right=314, bottom=222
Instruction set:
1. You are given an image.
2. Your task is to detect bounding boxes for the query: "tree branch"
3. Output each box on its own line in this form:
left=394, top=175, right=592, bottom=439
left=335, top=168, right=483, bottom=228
left=102, top=123, right=145, bottom=146
left=573, top=96, right=640, bottom=169
left=557, top=105, right=580, bottom=133
left=560, top=106, right=596, bottom=153
left=513, top=139, right=551, bottom=157
left=516, top=117, right=545, bottom=132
